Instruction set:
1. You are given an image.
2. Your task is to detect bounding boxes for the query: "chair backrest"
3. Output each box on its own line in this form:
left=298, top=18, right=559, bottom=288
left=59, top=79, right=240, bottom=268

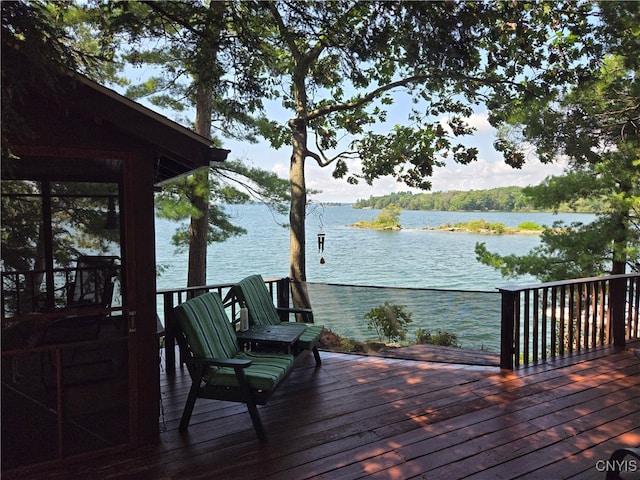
left=234, top=275, right=281, bottom=326
left=68, top=255, right=118, bottom=308
left=173, top=292, right=239, bottom=360
left=37, top=314, right=103, bottom=346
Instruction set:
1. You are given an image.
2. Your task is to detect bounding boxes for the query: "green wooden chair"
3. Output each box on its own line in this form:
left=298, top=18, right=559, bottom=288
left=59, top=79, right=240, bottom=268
left=231, top=275, right=324, bottom=366
left=173, top=292, right=294, bottom=441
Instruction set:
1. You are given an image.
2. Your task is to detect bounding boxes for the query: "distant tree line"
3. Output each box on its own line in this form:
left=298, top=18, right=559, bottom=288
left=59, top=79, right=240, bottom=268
left=353, top=187, right=602, bottom=213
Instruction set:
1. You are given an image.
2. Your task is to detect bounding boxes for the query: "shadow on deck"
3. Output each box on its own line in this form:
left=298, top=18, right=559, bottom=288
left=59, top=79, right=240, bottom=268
left=365, top=343, right=500, bottom=366
left=5, top=344, right=640, bottom=480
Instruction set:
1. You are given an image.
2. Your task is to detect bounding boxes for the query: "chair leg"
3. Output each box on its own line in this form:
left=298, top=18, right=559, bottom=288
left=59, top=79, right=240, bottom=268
left=312, top=346, right=321, bottom=366
left=235, top=366, right=267, bottom=441
left=179, top=382, right=200, bottom=431
left=246, top=399, right=267, bottom=442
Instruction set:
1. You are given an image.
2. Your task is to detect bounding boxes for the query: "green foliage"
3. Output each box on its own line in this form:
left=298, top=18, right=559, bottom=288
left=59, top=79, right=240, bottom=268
left=338, top=338, right=362, bottom=353
left=518, top=222, right=542, bottom=231
left=478, top=3, right=640, bottom=278
left=454, top=219, right=506, bottom=234
left=436, top=219, right=543, bottom=235
left=247, top=1, right=609, bottom=294
left=365, top=302, right=413, bottom=343
left=155, top=159, right=290, bottom=252
left=353, top=187, right=603, bottom=213
left=415, top=328, right=461, bottom=348
left=352, top=205, right=402, bottom=230
left=16, top=1, right=633, bottom=288
left=86, top=1, right=270, bottom=142
left=475, top=218, right=616, bottom=282
left=477, top=25, right=640, bottom=280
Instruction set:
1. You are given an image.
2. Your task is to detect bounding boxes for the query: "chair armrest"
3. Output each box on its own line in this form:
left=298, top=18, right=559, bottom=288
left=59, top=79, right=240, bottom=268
left=276, top=307, right=314, bottom=323
left=186, top=357, right=252, bottom=369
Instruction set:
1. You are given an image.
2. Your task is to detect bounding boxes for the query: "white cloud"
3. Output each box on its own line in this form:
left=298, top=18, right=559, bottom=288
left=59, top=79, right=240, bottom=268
left=295, top=155, right=567, bottom=203
left=264, top=138, right=567, bottom=204
left=431, top=156, right=567, bottom=193
left=439, top=111, right=493, bottom=134
left=225, top=107, right=566, bottom=204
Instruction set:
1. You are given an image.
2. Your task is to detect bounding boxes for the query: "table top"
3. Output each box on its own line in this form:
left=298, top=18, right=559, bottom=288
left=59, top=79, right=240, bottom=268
left=236, top=323, right=306, bottom=345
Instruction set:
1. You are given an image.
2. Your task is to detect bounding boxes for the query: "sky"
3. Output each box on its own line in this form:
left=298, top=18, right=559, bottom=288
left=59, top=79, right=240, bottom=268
left=220, top=107, right=567, bottom=204
left=119, top=68, right=567, bottom=204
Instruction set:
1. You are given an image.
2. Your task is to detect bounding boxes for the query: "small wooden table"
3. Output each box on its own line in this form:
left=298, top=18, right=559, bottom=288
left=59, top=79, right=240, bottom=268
left=236, top=324, right=306, bottom=354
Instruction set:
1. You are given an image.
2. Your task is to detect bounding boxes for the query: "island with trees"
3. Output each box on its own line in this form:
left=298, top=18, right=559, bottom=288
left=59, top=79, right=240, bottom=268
left=353, top=187, right=602, bottom=213
left=350, top=205, right=544, bottom=234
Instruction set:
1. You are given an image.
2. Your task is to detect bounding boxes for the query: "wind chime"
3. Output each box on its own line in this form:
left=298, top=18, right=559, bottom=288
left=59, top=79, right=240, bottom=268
left=315, top=203, right=326, bottom=264
left=318, top=232, right=326, bottom=264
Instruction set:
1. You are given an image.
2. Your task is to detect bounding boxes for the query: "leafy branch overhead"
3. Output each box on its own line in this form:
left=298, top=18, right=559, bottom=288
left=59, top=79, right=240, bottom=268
left=254, top=1, right=601, bottom=187
left=476, top=2, right=640, bottom=279
left=15, top=0, right=636, bottom=293
left=155, top=160, right=290, bottom=252
left=235, top=1, right=620, bottom=306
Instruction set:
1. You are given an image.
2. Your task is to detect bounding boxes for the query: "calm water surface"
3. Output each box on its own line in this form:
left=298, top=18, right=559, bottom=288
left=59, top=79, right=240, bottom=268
left=155, top=204, right=594, bottom=350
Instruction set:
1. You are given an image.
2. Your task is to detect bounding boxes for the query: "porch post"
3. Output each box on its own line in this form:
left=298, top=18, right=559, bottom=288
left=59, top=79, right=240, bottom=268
left=122, top=151, right=160, bottom=446
left=499, top=287, right=517, bottom=370
left=609, top=275, right=627, bottom=348
left=276, top=277, right=291, bottom=322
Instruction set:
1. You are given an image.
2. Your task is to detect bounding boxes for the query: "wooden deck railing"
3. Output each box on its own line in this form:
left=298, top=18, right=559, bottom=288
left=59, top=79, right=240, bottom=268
left=1, top=264, right=122, bottom=320
left=156, top=274, right=640, bottom=371
left=499, top=273, right=640, bottom=369
left=156, top=277, right=291, bottom=370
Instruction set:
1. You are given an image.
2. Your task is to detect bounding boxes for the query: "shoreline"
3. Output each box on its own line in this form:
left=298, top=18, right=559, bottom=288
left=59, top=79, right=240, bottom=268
left=425, top=225, right=542, bottom=235
left=349, top=224, right=543, bottom=235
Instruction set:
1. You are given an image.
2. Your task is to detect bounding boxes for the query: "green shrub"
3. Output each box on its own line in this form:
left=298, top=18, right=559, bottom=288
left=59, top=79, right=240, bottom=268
left=339, top=338, right=361, bottom=352
left=365, top=302, right=413, bottom=343
left=454, top=219, right=506, bottom=233
left=415, top=328, right=461, bottom=347
left=353, top=205, right=402, bottom=230
left=371, top=205, right=402, bottom=229
left=518, top=221, right=542, bottom=231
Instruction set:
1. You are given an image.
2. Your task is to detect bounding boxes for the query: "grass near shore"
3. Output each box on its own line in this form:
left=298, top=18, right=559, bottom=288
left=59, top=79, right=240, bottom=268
left=432, top=219, right=543, bottom=234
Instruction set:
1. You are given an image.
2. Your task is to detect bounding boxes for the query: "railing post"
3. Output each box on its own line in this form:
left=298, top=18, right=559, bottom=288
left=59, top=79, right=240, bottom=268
left=163, top=292, right=176, bottom=371
left=499, top=287, right=517, bottom=370
left=609, top=275, right=627, bottom=348
left=276, top=277, right=290, bottom=323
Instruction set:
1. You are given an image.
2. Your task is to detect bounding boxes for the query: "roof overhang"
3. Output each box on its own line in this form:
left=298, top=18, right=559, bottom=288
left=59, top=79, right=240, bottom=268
left=2, top=72, right=230, bottom=185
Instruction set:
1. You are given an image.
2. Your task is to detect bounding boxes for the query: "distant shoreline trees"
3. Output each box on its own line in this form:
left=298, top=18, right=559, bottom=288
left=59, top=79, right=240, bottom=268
left=353, top=187, right=602, bottom=213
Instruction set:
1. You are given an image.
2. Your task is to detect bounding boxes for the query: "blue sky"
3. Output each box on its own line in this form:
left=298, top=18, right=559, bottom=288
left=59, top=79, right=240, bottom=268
left=117, top=70, right=566, bottom=204
left=220, top=106, right=567, bottom=204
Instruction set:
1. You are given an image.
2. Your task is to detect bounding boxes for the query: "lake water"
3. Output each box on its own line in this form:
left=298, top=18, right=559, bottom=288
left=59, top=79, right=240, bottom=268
left=155, top=204, right=594, bottom=351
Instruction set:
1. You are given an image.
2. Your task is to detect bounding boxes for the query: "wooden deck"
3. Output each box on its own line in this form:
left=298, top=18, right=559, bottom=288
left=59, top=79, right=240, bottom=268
left=6, top=344, right=640, bottom=480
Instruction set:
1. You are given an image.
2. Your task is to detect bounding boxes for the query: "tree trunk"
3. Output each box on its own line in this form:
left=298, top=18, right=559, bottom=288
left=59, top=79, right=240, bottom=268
left=187, top=171, right=209, bottom=287
left=288, top=118, right=312, bottom=309
left=611, top=225, right=627, bottom=274
left=611, top=179, right=631, bottom=275
left=286, top=44, right=316, bottom=310
left=187, top=82, right=213, bottom=287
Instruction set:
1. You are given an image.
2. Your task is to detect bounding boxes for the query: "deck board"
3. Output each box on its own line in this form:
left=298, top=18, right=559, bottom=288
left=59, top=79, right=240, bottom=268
left=4, top=344, right=639, bottom=480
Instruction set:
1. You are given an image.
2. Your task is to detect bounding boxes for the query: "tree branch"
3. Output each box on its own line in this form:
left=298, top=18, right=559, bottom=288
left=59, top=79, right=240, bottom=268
left=308, top=129, right=357, bottom=167
left=306, top=145, right=360, bottom=168
left=266, top=2, right=302, bottom=62
left=141, top=1, right=207, bottom=40
left=306, top=72, right=525, bottom=122
left=306, top=74, right=432, bottom=121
